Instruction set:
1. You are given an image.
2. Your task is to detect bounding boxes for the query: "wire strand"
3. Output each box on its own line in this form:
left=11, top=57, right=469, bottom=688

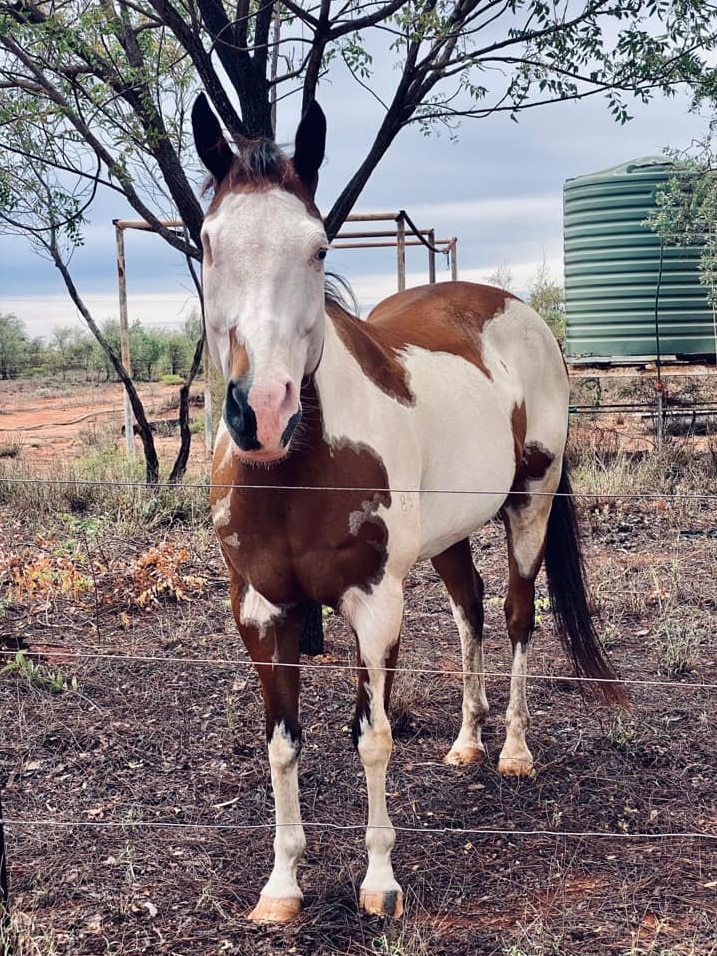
left=1, top=474, right=717, bottom=500
left=1, top=817, right=715, bottom=841
left=0, top=647, right=714, bottom=691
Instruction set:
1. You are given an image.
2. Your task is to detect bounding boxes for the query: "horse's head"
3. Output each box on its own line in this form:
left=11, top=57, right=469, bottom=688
left=192, top=94, right=327, bottom=464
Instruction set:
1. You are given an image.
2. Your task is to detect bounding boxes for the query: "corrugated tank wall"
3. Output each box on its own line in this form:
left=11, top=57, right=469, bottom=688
left=563, top=157, right=716, bottom=359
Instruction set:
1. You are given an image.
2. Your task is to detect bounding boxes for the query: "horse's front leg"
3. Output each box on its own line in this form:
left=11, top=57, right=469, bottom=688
left=342, top=576, right=405, bottom=918
left=232, top=581, right=306, bottom=922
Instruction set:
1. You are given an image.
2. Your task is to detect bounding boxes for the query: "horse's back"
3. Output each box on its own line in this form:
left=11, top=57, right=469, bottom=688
left=358, top=281, right=570, bottom=558
left=366, top=281, right=568, bottom=431
left=367, top=281, right=515, bottom=332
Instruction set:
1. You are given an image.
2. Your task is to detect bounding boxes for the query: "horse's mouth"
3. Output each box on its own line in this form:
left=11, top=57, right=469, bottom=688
left=232, top=445, right=289, bottom=465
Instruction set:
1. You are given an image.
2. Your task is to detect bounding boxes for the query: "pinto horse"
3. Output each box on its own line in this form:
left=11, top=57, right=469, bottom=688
left=192, top=94, right=624, bottom=922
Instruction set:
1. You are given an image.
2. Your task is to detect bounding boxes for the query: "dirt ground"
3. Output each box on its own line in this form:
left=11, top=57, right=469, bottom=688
left=0, top=378, right=211, bottom=474
left=0, top=375, right=716, bottom=955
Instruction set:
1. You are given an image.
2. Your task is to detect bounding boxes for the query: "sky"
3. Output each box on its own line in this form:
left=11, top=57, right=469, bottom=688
left=0, top=68, right=709, bottom=341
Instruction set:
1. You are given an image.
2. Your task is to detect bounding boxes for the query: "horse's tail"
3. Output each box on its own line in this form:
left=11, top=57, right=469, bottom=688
left=544, top=460, right=628, bottom=706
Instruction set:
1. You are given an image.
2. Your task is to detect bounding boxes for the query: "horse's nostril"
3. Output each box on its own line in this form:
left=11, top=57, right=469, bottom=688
left=225, top=380, right=260, bottom=450
left=281, top=380, right=297, bottom=413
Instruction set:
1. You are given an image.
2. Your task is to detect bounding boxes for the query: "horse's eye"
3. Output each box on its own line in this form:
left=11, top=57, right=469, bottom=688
left=314, top=247, right=328, bottom=263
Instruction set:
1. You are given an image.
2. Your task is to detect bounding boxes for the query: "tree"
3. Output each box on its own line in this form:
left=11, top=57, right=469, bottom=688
left=485, top=264, right=516, bottom=294
left=129, top=321, right=164, bottom=381
left=528, top=258, right=566, bottom=347
left=161, top=330, right=192, bottom=377
left=50, top=325, right=79, bottom=378
left=1, top=0, right=716, bottom=479
left=645, top=114, right=717, bottom=312
left=0, top=313, right=30, bottom=379
left=2, top=1, right=715, bottom=247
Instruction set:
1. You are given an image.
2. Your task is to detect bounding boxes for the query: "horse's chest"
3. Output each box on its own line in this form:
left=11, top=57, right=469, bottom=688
left=211, top=479, right=391, bottom=608
left=212, top=434, right=391, bottom=606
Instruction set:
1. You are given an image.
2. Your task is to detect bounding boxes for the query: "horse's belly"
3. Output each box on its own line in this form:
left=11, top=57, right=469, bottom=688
left=417, top=454, right=513, bottom=561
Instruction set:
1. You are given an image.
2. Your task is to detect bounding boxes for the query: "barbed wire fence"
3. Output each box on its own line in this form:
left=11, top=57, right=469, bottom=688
left=0, top=471, right=716, bottom=932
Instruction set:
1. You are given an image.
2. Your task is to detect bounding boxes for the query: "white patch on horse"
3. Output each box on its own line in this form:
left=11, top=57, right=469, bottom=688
left=498, top=641, right=534, bottom=775
left=400, top=345, right=517, bottom=559
left=241, top=586, right=282, bottom=638
left=211, top=489, right=232, bottom=529
left=316, top=319, right=421, bottom=579
left=348, top=499, right=378, bottom=536
left=340, top=577, right=404, bottom=911
left=221, top=531, right=241, bottom=549
left=511, top=523, right=547, bottom=579
left=260, top=721, right=305, bottom=906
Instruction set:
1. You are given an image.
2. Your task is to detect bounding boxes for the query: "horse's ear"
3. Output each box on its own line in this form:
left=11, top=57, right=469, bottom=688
left=192, top=93, right=234, bottom=184
left=293, top=100, right=326, bottom=196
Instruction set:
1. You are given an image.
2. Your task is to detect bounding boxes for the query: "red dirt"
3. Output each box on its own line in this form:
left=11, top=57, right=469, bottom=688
left=0, top=376, right=716, bottom=955
left=0, top=379, right=211, bottom=473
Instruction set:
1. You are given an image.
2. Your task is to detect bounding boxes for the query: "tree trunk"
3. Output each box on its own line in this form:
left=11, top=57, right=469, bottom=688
left=168, top=331, right=206, bottom=484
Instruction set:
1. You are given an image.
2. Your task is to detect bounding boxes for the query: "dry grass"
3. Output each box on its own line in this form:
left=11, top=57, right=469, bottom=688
left=0, top=372, right=716, bottom=954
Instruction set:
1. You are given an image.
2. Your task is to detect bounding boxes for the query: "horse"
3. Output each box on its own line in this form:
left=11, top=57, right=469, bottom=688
left=191, top=93, right=625, bottom=923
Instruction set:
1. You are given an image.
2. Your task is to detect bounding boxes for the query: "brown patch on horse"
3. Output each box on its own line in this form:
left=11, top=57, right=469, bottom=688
left=330, top=282, right=514, bottom=404
left=228, top=328, right=251, bottom=380
left=431, top=539, right=485, bottom=630
left=206, top=140, right=321, bottom=219
left=329, top=303, right=415, bottom=406
left=511, top=401, right=528, bottom=473
left=506, top=410, right=555, bottom=512
left=212, top=379, right=391, bottom=609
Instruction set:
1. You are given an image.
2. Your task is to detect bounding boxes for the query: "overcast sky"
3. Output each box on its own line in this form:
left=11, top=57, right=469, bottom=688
left=0, top=75, right=708, bottom=341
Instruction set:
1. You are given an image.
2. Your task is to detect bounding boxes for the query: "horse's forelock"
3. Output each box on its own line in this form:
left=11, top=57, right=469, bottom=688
left=205, top=137, right=321, bottom=217
left=233, top=140, right=291, bottom=186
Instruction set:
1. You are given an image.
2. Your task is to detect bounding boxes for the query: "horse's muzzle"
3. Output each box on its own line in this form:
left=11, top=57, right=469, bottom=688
left=224, top=379, right=302, bottom=461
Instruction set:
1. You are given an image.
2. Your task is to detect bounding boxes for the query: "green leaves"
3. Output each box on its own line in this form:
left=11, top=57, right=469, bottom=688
left=2, top=0, right=717, bottom=256
left=646, top=143, right=717, bottom=311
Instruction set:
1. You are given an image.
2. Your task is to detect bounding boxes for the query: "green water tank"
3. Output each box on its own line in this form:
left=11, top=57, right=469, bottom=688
left=563, top=157, right=716, bottom=360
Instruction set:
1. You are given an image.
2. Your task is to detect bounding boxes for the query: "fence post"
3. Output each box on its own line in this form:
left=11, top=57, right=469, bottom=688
left=396, top=213, right=406, bottom=291
left=656, top=387, right=664, bottom=450
left=449, top=238, right=458, bottom=281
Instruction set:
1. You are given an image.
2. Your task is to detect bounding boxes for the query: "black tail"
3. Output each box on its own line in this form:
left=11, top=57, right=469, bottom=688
left=544, top=461, right=628, bottom=706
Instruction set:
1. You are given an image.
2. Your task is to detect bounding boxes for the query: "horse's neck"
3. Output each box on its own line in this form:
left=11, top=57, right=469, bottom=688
left=313, top=309, right=358, bottom=433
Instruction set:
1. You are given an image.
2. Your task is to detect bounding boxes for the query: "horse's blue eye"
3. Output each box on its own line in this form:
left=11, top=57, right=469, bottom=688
left=315, top=248, right=328, bottom=262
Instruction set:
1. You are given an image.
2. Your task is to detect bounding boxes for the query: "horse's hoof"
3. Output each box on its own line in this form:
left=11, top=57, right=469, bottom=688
left=248, top=895, right=302, bottom=923
left=444, top=744, right=486, bottom=766
left=497, top=754, right=535, bottom=777
left=359, top=888, right=404, bottom=918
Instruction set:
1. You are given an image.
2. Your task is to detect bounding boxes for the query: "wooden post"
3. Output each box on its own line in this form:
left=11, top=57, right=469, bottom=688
left=428, top=229, right=436, bottom=283
left=449, top=238, right=458, bottom=281
left=203, top=340, right=213, bottom=456
left=114, top=222, right=134, bottom=458
left=396, top=213, right=406, bottom=291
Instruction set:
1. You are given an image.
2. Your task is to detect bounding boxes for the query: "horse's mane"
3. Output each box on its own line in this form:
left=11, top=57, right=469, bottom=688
left=325, top=272, right=360, bottom=320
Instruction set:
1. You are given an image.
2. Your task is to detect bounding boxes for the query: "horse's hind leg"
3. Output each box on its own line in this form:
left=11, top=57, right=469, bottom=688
left=498, top=491, right=555, bottom=777
left=432, top=539, right=489, bottom=765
